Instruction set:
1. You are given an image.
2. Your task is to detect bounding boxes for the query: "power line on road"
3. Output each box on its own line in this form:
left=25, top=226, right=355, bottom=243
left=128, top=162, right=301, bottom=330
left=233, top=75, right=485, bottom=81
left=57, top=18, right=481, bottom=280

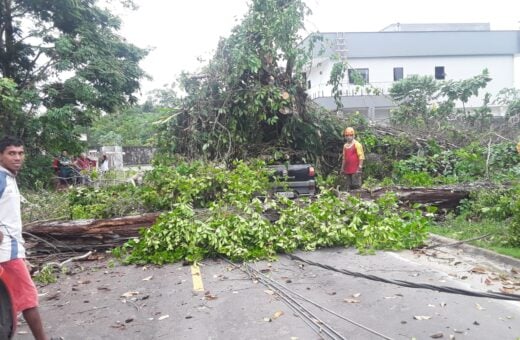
left=225, top=258, right=394, bottom=340
left=288, top=254, right=520, bottom=302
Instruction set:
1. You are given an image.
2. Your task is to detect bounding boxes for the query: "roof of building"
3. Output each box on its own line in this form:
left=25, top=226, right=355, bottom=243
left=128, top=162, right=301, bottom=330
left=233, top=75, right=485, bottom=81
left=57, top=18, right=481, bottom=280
left=301, top=30, right=520, bottom=59
left=380, top=23, right=491, bottom=32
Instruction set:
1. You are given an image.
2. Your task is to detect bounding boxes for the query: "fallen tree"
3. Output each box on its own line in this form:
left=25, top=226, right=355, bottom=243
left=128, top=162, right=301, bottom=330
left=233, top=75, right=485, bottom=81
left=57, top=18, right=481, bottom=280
left=23, top=185, right=476, bottom=255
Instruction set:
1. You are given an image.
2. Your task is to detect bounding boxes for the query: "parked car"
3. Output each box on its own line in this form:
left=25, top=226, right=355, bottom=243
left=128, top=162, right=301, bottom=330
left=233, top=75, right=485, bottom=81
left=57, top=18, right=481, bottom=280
left=267, top=163, right=317, bottom=198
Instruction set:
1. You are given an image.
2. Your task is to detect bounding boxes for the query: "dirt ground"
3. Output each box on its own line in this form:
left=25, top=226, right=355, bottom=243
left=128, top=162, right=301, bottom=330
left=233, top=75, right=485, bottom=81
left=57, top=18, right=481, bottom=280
left=13, top=242, right=520, bottom=340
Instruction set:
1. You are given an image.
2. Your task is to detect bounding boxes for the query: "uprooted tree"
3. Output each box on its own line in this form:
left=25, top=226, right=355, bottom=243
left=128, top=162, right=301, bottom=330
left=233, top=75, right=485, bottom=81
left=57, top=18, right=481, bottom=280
left=156, top=0, right=342, bottom=170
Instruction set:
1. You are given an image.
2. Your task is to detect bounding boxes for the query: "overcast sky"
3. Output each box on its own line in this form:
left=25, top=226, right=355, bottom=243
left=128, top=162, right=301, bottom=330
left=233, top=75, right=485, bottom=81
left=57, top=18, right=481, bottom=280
left=117, top=0, right=520, bottom=97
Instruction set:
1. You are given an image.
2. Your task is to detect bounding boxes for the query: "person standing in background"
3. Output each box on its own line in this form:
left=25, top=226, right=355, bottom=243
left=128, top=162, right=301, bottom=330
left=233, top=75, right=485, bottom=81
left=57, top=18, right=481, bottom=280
left=340, top=127, right=365, bottom=190
left=74, top=152, right=91, bottom=171
left=99, top=154, right=109, bottom=174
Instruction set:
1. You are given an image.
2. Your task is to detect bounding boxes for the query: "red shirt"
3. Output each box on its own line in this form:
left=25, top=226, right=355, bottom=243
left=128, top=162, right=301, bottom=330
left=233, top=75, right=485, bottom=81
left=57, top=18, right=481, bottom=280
left=343, top=144, right=360, bottom=174
left=52, top=158, right=59, bottom=173
left=76, top=158, right=90, bottom=170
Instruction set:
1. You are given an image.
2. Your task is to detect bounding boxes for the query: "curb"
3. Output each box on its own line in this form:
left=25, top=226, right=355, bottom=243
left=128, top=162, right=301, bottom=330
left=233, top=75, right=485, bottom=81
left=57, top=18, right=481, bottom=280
left=428, top=233, right=520, bottom=269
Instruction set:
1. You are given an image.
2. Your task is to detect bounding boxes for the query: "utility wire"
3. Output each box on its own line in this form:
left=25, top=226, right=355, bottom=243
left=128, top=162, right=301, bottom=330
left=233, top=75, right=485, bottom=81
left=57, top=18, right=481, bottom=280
left=244, top=263, right=346, bottom=340
left=288, top=254, right=520, bottom=302
left=226, top=259, right=347, bottom=340
left=426, top=233, right=492, bottom=249
left=245, top=262, right=394, bottom=340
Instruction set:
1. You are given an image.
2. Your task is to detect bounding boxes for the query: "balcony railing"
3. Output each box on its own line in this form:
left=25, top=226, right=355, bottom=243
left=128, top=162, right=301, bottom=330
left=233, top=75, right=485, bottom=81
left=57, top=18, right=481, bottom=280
left=307, top=81, right=394, bottom=99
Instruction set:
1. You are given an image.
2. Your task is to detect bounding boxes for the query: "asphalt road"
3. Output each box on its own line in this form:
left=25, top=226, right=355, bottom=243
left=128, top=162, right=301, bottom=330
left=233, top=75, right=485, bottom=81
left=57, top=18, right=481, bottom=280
left=15, top=246, right=520, bottom=340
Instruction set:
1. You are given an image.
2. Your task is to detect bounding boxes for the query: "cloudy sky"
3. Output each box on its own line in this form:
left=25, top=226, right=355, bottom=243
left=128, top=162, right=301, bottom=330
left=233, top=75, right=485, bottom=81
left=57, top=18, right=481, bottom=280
left=117, top=0, right=520, bottom=97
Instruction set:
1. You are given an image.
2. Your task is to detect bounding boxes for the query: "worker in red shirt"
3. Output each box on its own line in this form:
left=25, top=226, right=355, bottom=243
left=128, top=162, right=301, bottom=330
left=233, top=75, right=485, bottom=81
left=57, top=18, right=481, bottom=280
left=340, top=127, right=365, bottom=190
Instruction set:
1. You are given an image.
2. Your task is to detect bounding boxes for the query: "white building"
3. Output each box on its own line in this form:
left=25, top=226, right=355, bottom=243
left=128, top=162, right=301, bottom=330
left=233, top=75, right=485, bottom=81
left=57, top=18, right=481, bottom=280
left=301, top=23, right=520, bottom=123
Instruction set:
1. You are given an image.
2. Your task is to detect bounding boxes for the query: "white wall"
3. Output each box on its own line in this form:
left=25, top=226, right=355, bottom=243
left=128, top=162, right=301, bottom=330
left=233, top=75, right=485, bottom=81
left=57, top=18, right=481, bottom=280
left=514, top=54, right=520, bottom=89
left=307, top=55, right=516, bottom=110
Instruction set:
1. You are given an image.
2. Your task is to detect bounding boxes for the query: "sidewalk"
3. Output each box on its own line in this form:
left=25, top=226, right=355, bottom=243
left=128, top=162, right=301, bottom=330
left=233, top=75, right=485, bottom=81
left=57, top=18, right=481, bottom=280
left=428, top=233, right=520, bottom=269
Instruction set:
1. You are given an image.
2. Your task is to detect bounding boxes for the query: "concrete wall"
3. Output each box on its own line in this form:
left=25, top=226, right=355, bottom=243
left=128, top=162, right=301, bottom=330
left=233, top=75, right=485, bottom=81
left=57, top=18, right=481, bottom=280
left=514, top=54, right=520, bottom=89
left=122, top=146, right=156, bottom=166
left=88, top=146, right=155, bottom=169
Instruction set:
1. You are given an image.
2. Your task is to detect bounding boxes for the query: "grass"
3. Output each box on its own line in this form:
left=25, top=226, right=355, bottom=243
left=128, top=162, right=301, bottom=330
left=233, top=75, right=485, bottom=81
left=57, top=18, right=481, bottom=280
left=429, top=217, right=520, bottom=259
left=486, top=246, right=520, bottom=259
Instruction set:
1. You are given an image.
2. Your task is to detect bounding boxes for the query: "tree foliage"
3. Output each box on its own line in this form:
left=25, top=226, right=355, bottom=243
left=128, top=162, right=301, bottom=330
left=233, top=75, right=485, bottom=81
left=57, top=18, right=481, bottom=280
left=0, top=0, right=147, bottom=186
left=99, top=161, right=431, bottom=264
left=389, top=74, right=443, bottom=126
left=157, top=0, right=343, bottom=169
left=141, top=83, right=181, bottom=112
left=0, top=0, right=147, bottom=187
left=494, top=88, right=520, bottom=127
left=440, top=69, right=491, bottom=114
left=327, top=61, right=347, bottom=109
left=389, top=70, right=491, bottom=129
left=87, top=108, right=163, bottom=147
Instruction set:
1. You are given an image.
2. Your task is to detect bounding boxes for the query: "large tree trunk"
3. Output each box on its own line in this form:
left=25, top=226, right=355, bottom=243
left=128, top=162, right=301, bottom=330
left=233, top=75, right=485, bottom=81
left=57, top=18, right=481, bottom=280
left=352, top=186, right=470, bottom=210
left=24, top=212, right=161, bottom=254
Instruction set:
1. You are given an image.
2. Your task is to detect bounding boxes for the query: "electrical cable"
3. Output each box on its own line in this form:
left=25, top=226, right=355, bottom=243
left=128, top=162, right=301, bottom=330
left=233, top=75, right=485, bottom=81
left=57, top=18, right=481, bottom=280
left=225, top=258, right=347, bottom=340
left=242, top=263, right=346, bottom=340
left=228, top=257, right=395, bottom=340
left=288, top=254, right=520, bottom=301
left=245, top=262, right=394, bottom=340
left=426, top=233, right=492, bottom=249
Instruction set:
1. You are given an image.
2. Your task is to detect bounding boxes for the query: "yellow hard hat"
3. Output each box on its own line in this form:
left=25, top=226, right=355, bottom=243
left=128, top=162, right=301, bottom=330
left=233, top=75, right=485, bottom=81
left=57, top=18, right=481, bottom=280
left=344, top=127, right=355, bottom=136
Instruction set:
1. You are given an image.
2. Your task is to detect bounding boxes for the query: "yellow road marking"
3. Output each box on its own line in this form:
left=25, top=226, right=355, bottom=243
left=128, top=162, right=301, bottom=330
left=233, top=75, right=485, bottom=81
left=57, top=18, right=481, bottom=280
left=191, top=264, right=204, bottom=292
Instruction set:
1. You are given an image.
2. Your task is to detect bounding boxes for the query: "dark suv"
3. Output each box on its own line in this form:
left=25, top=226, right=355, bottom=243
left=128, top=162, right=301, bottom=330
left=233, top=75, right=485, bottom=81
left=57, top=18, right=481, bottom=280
left=267, top=164, right=317, bottom=198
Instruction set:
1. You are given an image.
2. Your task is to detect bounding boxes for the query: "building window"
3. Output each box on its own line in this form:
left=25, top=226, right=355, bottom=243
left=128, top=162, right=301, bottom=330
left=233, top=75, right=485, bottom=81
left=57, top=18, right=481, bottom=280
left=307, top=80, right=311, bottom=89
left=393, top=67, right=403, bottom=81
left=435, top=66, right=445, bottom=80
left=348, top=68, right=369, bottom=84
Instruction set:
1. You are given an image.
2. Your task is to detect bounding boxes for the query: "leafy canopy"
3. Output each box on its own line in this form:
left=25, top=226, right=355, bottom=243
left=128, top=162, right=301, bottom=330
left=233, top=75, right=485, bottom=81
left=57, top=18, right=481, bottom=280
left=0, top=0, right=147, bottom=186
left=0, top=2, right=147, bottom=148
